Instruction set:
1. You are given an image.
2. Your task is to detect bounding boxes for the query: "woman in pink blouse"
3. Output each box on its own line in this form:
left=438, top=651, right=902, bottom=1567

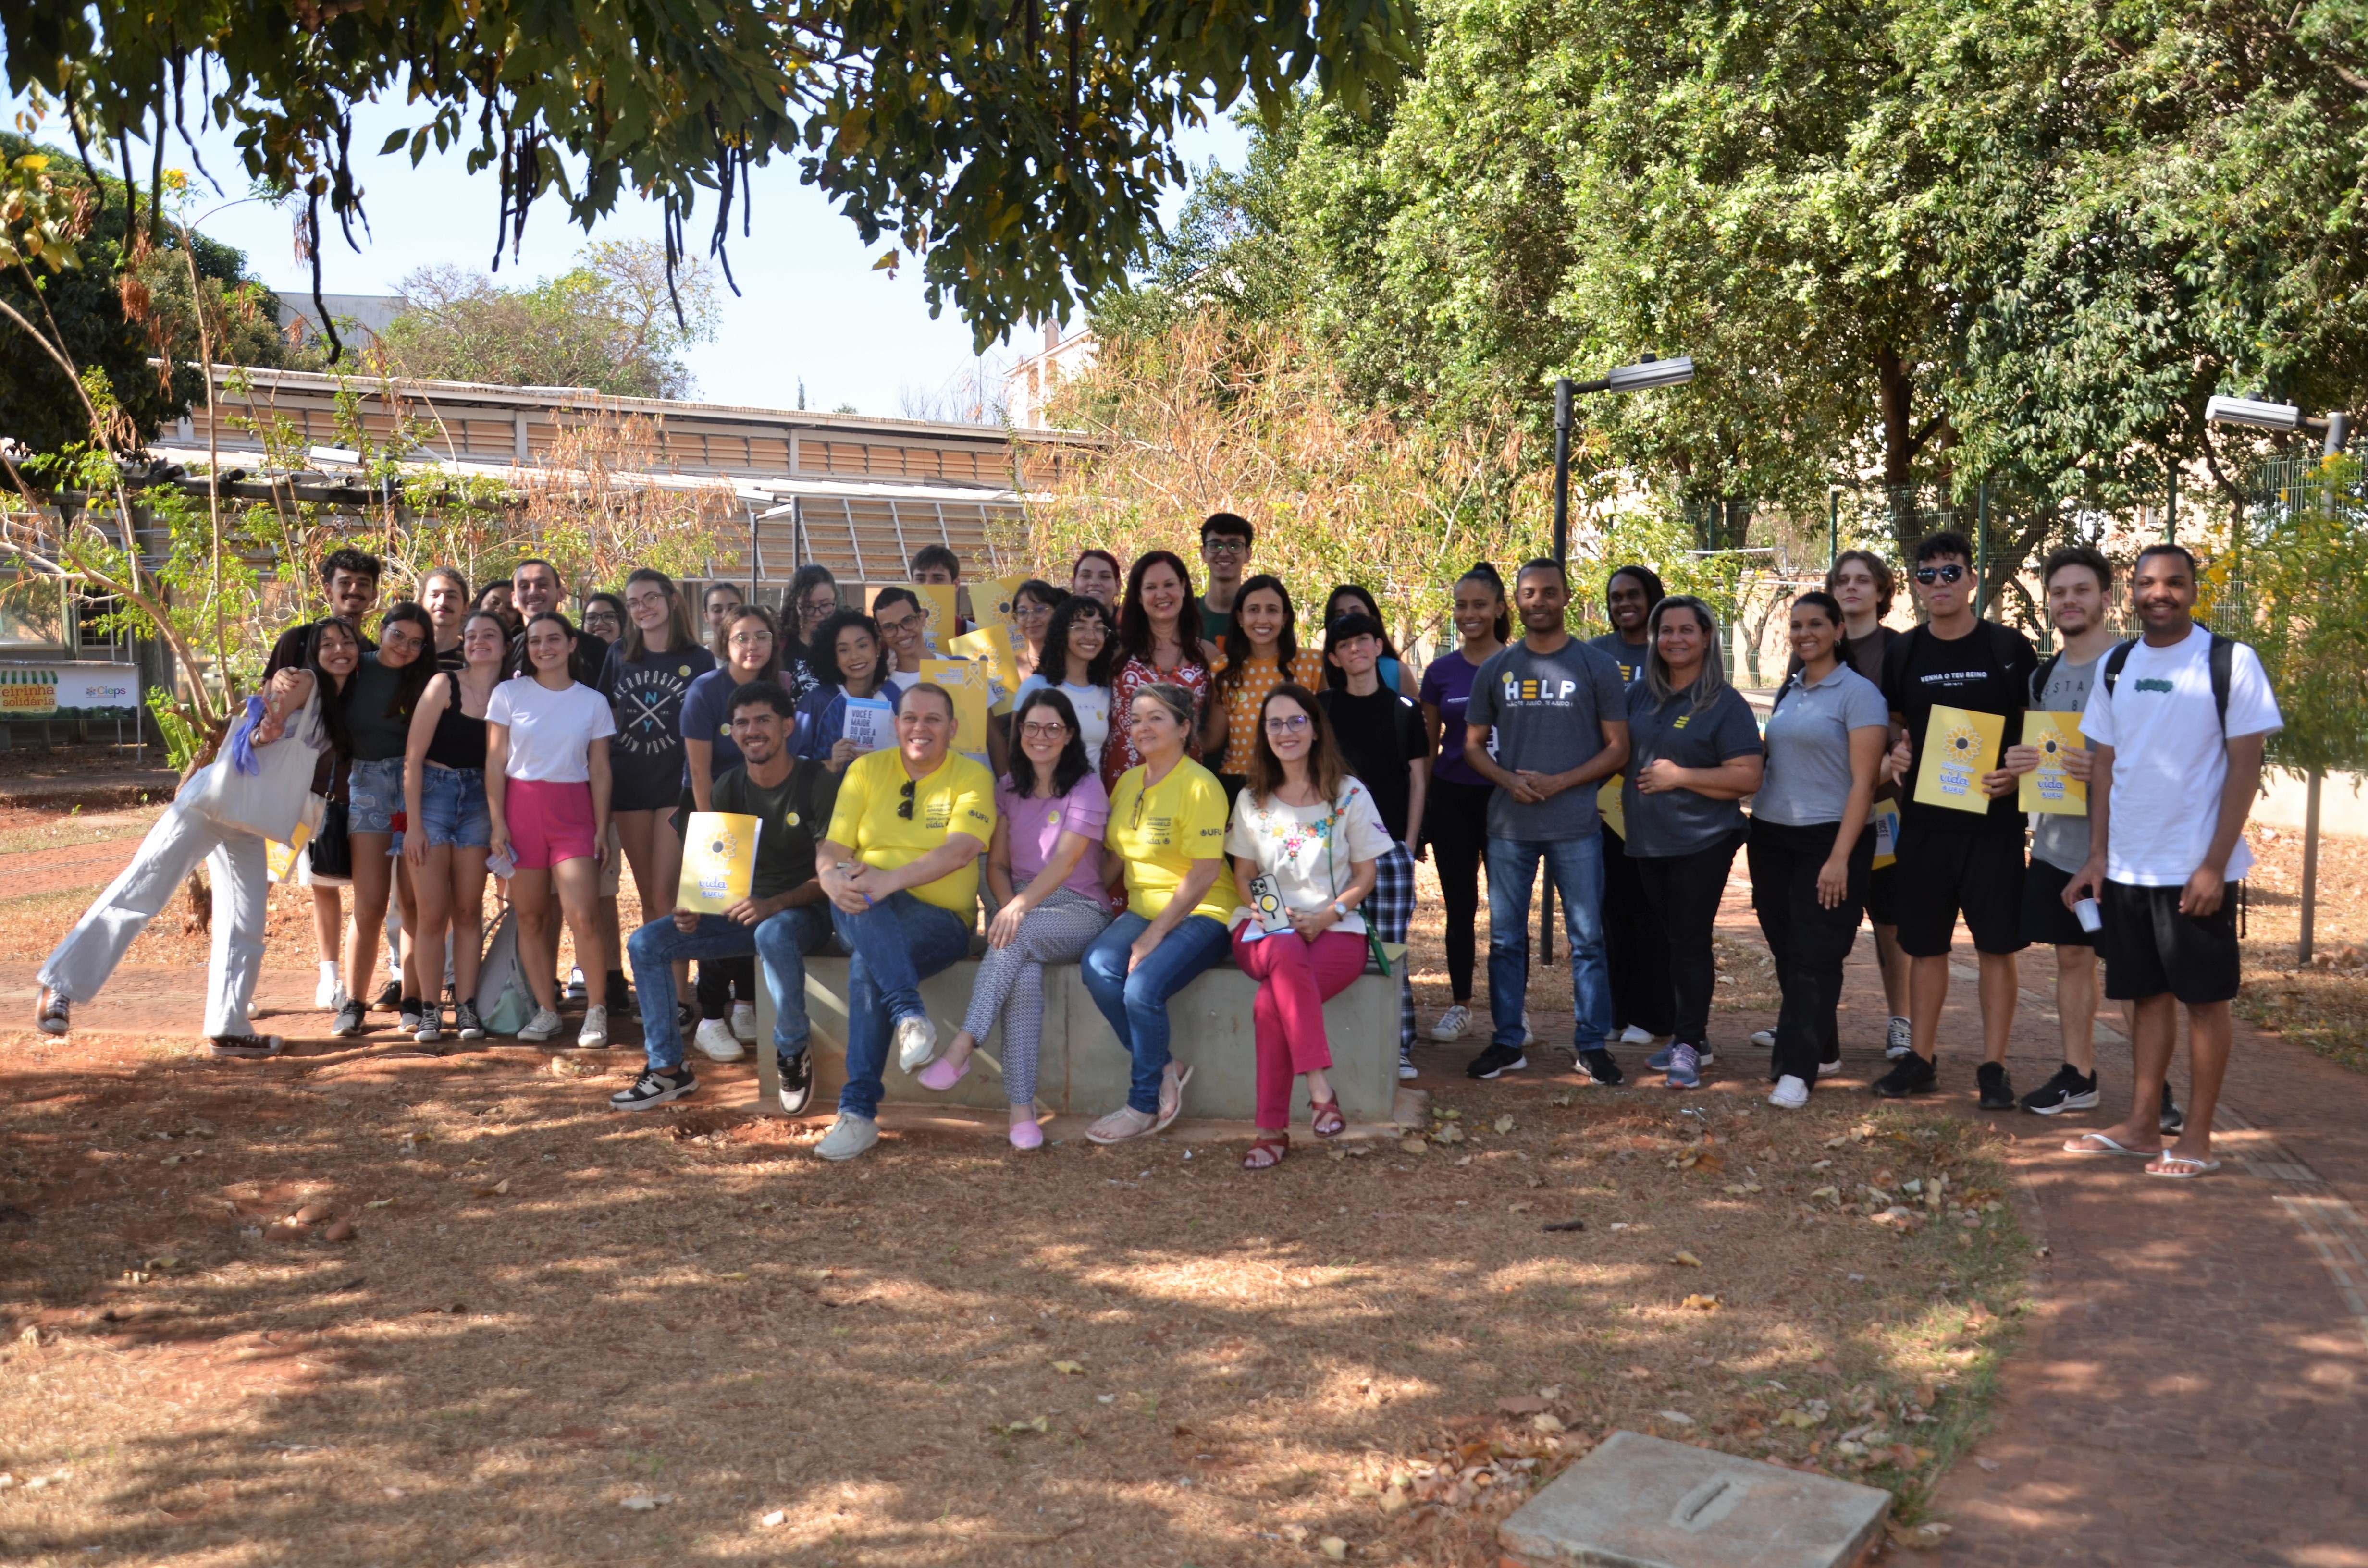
left=1102, top=549, right=1212, bottom=794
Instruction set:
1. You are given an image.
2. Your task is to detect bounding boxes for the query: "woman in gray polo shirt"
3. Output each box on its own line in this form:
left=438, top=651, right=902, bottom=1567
left=1748, top=590, right=1889, bottom=1106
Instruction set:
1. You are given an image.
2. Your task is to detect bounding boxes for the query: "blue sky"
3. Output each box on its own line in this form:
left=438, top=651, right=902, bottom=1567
left=10, top=92, right=1250, bottom=416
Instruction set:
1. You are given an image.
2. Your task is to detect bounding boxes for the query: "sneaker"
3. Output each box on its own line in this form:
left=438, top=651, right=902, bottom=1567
left=1872, top=1053, right=1937, bottom=1098
left=694, top=1018, right=746, bottom=1062
left=329, top=999, right=366, bottom=1038
left=893, top=1013, right=939, bottom=1073
left=1749, top=1029, right=1776, bottom=1049
left=610, top=1066, right=696, bottom=1111
left=1665, top=1042, right=1702, bottom=1090
left=1577, top=1047, right=1625, bottom=1086
left=777, top=1050, right=814, bottom=1115
left=1466, top=1043, right=1528, bottom=1080
left=516, top=1006, right=564, bottom=1043
left=1976, top=1061, right=2016, bottom=1110
left=1429, top=1004, right=1472, bottom=1042
left=2020, top=1063, right=2100, bottom=1115
left=2159, top=1082, right=2185, bottom=1136
left=1398, top=1048, right=1419, bottom=1081
left=564, top=968, right=588, bottom=1004
left=1769, top=1074, right=1811, bottom=1109
left=1619, top=1024, right=1654, bottom=1046
left=35, top=989, right=68, bottom=1036
left=1885, top=1016, right=1912, bottom=1060
left=397, top=997, right=423, bottom=1036
left=208, top=1033, right=283, bottom=1059
left=1818, top=1056, right=1844, bottom=1078
left=676, top=1001, right=697, bottom=1033
left=1648, top=1042, right=1716, bottom=1071
left=371, top=980, right=402, bottom=1011
left=315, top=964, right=342, bottom=1009
left=730, top=1001, right=757, bottom=1042
left=414, top=1005, right=443, bottom=1045
left=816, top=1112, right=880, bottom=1160
left=576, top=1005, right=609, bottom=1050
left=454, top=1000, right=486, bottom=1041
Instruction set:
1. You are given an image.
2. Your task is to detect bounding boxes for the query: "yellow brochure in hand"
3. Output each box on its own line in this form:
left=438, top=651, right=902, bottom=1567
left=1912, top=705, right=2005, bottom=815
left=920, top=658, right=992, bottom=740
left=678, top=812, right=762, bottom=913
left=948, top=623, right=1020, bottom=713
left=1598, top=774, right=1627, bottom=839
left=2017, top=711, right=2088, bottom=815
left=1870, top=798, right=1899, bottom=869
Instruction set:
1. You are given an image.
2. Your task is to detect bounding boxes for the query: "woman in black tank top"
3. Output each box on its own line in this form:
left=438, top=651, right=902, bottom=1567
left=401, top=611, right=509, bottom=1043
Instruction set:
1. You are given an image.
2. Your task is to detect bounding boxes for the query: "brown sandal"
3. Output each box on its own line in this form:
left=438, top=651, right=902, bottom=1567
left=1310, top=1096, right=1345, bottom=1139
left=1242, top=1132, right=1290, bottom=1170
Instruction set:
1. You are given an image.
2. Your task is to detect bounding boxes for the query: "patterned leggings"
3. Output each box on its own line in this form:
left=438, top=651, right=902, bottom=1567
left=959, top=888, right=1112, bottom=1106
left=1365, top=841, right=1418, bottom=1053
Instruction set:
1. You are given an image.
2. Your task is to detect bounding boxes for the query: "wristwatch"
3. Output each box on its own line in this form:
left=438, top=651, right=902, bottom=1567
left=1330, top=900, right=1350, bottom=919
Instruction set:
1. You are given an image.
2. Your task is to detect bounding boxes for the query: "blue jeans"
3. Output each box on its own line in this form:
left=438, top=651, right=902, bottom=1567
left=829, top=892, right=973, bottom=1120
left=627, top=906, right=837, bottom=1071
left=1080, top=911, right=1233, bottom=1115
left=1485, top=834, right=1614, bottom=1053
left=418, top=764, right=492, bottom=849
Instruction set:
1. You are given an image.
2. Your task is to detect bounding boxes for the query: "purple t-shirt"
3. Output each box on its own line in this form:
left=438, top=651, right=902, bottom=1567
left=1420, top=650, right=1492, bottom=787
left=996, top=772, right=1111, bottom=900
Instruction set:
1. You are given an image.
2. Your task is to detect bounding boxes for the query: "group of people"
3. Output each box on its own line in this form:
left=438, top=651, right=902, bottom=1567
left=33, top=513, right=2274, bottom=1179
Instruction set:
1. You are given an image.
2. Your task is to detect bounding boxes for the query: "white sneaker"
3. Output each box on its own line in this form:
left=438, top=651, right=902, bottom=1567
left=1885, top=1016, right=1912, bottom=1059
left=816, top=1113, right=880, bottom=1161
left=730, top=1001, right=758, bottom=1042
left=1429, top=1004, right=1472, bottom=1042
left=1619, top=1024, right=1653, bottom=1046
left=1818, top=1058, right=1844, bottom=1078
left=516, top=1006, right=563, bottom=1042
left=1769, top=1074, right=1811, bottom=1109
left=694, top=1017, right=745, bottom=1061
left=564, top=968, right=588, bottom=1004
left=894, top=1013, right=938, bottom=1073
left=315, top=963, right=345, bottom=1010
left=576, top=1005, right=609, bottom=1050
left=1749, top=1029, right=1776, bottom=1049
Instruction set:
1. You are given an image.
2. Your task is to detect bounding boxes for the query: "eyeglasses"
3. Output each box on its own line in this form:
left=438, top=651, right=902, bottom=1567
left=897, top=779, right=917, bottom=820
left=877, top=614, right=918, bottom=634
left=1914, top=564, right=1966, bottom=585
left=1264, top=714, right=1311, bottom=734
left=1202, top=539, right=1247, bottom=555
left=728, top=633, right=771, bottom=648
left=1019, top=722, right=1068, bottom=739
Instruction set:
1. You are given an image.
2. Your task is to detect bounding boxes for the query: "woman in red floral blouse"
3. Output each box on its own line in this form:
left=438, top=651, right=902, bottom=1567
left=1102, top=550, right=1213, bottom=793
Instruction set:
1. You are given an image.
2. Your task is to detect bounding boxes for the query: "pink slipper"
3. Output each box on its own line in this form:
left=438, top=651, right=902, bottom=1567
left=915, top=1054, right=971, bottom=1092
left=1008, top=1118, right=1044, bottom=1151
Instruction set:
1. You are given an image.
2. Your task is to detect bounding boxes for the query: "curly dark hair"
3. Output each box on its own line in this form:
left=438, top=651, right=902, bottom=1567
left=1040, top=594, right=1116, bottom=687
left=807, top=608, right=883, bottom=692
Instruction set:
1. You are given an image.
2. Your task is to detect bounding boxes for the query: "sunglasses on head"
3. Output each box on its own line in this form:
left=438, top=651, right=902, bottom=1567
left=897, top=779, right=916, bottom=820
left=1914, top=563, right=1966, bottom=585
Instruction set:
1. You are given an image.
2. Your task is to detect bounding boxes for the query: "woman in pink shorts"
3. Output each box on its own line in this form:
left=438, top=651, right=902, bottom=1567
left=486, top=611, right=616, bottom=1047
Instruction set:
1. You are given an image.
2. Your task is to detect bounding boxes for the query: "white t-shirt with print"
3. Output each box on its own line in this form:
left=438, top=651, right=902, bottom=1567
left=1223, top=778, right=1394, bottom=935
left=485, top=676, right=617, bottom=783
left=2079, top=625, right=2281, bottom=887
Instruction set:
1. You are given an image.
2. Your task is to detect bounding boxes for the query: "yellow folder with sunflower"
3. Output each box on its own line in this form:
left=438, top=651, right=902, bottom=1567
left=2017, top=711, right=2088, bottom=815
left=677, top=812, right=762, bottom=913
left=1912, top=705, right=2005, bottom=815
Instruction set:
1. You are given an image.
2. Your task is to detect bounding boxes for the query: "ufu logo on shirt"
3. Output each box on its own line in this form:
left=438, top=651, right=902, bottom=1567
left=1503, top=674, right=1579, bottom=703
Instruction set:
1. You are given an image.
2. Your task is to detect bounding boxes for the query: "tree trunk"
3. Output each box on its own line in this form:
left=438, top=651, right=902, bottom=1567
left=1876, top=345, right=1918, bottom=559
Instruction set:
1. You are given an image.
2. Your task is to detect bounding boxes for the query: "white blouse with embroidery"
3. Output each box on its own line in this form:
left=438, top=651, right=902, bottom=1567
left=1222, top=779, right=1393, bottom=934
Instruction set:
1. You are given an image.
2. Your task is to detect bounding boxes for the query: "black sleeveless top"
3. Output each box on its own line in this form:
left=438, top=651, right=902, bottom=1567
left=426, top=677, right=490, bottom=770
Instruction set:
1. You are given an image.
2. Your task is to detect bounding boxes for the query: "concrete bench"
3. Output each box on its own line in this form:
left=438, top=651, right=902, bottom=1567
left=754, top=956, right=1400, bottom=1124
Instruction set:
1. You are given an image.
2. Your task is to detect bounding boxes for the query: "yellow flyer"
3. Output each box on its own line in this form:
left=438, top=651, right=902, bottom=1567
left=1598, top=774, right=1626, bottom=839
left=919, top=658, right=991, bottom=741
left=866, top=583, right=960, bottom=655
left=2017, top=711, right=2088, bottom=816
left=980, top=574, right=1032, bottom=634
left=1913, top=705, right=2005, bottom=815
left=949, top=623, right=1019, bottom=690
left=1870, top=798, right=1899, bottom=868
left=677, top=811, right=762, bottom=914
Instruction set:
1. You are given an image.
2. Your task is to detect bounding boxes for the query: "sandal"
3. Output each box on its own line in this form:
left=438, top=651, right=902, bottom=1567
left=2062, top=1132, right=2159, bottom=1158
left=1085, top=1105, right=1157, bottom=1145
left=2146, top=1152, right=2221, bottom=1179
left=1310, top=1095, right=1346, bottom=1139
left=1242, top=1132, right=1289, bottom=1170
left=1154, top=1062, right=1194, bottom=1132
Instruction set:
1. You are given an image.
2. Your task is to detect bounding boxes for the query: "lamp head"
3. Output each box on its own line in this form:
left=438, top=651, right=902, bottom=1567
left=1606, top=355, right=1696, bottom=393
left=2205, top=393, right=2305, bottom=432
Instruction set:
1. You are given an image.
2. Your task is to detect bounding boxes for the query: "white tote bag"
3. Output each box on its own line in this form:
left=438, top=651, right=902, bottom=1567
left=178, top=686, right=329, bottom=846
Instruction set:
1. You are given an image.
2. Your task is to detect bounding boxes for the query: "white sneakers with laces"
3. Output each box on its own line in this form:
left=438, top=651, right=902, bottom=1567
left=576, top=1004, right=608, bottom=1050
left=729, top=1001, right=757, bottom=1042
left=1769, top=1075, right=1811, bottom=1109
left=694, top=1018, right=746, bottom=1061
left=1429, top=1004, right=1471, bottom=1041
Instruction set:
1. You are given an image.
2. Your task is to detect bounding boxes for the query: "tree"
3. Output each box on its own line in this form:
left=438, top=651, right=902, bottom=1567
left=7, top=0, right=1419, bottom=353
left=373, top=241, right=718, bottom=398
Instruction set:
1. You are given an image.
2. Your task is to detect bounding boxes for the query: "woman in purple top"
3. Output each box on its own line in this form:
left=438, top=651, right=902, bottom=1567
left=913, top=686, right=1114, bottom=1148
left=1417, top=563, right=1509, bottom=1041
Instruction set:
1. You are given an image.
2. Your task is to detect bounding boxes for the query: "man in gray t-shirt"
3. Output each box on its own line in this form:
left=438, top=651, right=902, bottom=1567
left=1459, top=561, right=1634, bottom=1083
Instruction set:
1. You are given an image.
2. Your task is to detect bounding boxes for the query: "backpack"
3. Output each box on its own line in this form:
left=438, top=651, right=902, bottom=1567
left=2098, top=629, right=2236, bottom=738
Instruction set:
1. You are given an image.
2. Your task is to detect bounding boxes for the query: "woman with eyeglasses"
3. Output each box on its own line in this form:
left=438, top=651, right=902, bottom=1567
left=1318, top=584, right=1416, bottom=698
left=1203, top=574, right=1326, bottom=804
left=793, top=609, right=891, bottom=772
left=1621, top=596, right=1765, bottom=1091
left=1008, top=578, right=1065, bottom=684
left=1081, top=682, right=1238, bottom=1143
left=1226, top=685, right=1388, bottom=1169
left=1013, top=594, right=1117, bottom=772
left=580, top=591, right=627, bottom=650
left=780, top=564, right=841, bottom=700
left=402, top=608, right=508, bottom=1044
left=330, top=602, right=437, bottom=1040
left=1102, top=550, right=1212, bottom=794
left=913, top=687, right=1113, bottom=1148
left=1070, top=548, right=1122, bottom=610
left=678, top=602, right=790, bottom=1057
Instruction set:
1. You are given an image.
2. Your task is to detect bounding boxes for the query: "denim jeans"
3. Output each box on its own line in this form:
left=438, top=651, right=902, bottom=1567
left=1080, top=911, right=1233, bottom=1115
left=417, top=763, right=491, bottom=849
left=1485, top=833, right=1613, bottom=1053
left=829, top=892, right=973, bottom=1120
left=627, top=905, right=839, bottom=1071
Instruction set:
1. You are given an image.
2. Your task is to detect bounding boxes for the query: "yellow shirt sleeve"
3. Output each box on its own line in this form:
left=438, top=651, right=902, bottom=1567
left=942, top=755, right=997, bottom=846
left=825, top=750, right=880, bottom=847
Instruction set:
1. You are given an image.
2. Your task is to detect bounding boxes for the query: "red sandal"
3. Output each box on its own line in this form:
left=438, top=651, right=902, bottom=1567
left=1242, top=1132, right=1290, bottom=1170
left=1310, top=1096, right=1346, bottom=1139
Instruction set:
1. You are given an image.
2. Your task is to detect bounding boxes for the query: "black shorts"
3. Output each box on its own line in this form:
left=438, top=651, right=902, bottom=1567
left=1865, top=863, right=1898, bottom=927
left=2101, top=879, right=2241, bottom=1004
left=1893, top=829, right=2028, bottom=957
left=2020, top=858, right=2094, bottom=948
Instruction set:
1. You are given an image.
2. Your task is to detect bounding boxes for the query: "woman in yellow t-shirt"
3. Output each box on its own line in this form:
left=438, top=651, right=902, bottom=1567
left=1203, top=575, right=1326, bottom=804
left=1080, top=682, right=1240, bottom=1144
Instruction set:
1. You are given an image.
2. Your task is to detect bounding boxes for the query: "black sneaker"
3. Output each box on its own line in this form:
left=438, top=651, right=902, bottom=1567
left=2159, top=1082, right=2185, bottom=1135
left=1577, top=1047, right=1625, bottom=1086
left=606, top=970, right=633, bottom=1011
left=1466, top=1042, right=1528, bottom=1080
left=2020, top=1063, right=2100, bottom=1115
left=371, top=980, right=402, bottom=1011
left=1872, top=1054, right=1937, bottom=1098
left=778, top=1050, right=814, bottom=1115
left=1976, top=1061, right=2016, bottom=1110
left=454, top=1000, right=485, bottom=1041
left=676, top=1000, right=697, bottom=1032
left=397, top=997, right=424, bottom=1035
left=329, top=998, right=367, bottom=1038
left=209, top=1033, right=283, bottom=1059
left=610, top=1067, right=697, bottom=1111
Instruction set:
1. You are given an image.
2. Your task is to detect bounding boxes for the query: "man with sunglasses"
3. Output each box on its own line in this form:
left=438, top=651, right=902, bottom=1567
left=1196, top=512, right=1255, bottom=644
left=1877, top=532, right=2039, bottom=1102
left=812, top=682, right=997, bottom=1160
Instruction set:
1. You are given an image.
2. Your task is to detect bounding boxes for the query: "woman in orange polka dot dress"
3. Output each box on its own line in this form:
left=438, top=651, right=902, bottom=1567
left=1204, top=575, right=1326, bottom=805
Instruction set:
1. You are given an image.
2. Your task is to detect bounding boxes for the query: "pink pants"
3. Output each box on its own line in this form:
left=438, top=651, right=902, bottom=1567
left=1233, top=923, right=1369, bottom=1129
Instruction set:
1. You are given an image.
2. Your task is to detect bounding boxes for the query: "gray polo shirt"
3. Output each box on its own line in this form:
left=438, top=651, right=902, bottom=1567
left=1620, top=681, right=1764, bottom=857
left=2029, top=651, right=2100, bottom=874
left=1754, top=663, right=1890, bottom=827
left=1465, top=637, right=1630, bottom=841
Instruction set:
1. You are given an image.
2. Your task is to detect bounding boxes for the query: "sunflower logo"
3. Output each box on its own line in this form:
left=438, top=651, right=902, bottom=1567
left=704, top=825, right=740, bottom=864
left=1943, top=722, right=1985, bottom=762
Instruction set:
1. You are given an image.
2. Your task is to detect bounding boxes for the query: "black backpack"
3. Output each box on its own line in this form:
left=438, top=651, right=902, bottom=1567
left=2091, top=630, right=2237, bottom=738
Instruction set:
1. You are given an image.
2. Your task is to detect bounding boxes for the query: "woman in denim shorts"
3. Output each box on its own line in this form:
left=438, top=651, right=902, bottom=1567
left=330, top=603, right=436, bottom=1039
left=401, top=609, right=507, bottom=1043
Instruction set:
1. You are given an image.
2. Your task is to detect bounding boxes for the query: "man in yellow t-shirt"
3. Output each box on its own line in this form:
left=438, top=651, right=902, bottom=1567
left=812, top=682, right=996, bottom=1160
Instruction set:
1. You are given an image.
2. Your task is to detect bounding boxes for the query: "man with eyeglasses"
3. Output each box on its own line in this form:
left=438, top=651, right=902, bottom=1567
left=1196, top=513, right=1255, bottom=644
left=1876, top=530, right=2039, bottom=1102
left=812, top=682, right=997, bottom=1160
left=871, top=587, right=929, bottom=696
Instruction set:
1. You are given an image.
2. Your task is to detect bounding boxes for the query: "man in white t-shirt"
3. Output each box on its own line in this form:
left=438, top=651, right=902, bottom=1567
left=2063, top=543, right=2282, bottom=1177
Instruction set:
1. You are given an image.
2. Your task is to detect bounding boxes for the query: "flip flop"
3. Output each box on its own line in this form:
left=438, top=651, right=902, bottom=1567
left=1153, top=1063, right=1194, bottom=1132
left=2146, top=1153, right=2222, bottom=1179
left=2061, top=1133, right=2159, bottom=1158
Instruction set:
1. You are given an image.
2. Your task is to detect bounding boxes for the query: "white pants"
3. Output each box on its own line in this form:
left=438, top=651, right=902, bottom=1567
left=39, top=800, right=271, bottom=1039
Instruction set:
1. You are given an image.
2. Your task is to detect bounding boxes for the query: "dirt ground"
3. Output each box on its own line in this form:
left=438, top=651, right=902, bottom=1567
left=0, top=795, right=2033, bottom=1566
left=2231, top=826, right=2368, bottom=1073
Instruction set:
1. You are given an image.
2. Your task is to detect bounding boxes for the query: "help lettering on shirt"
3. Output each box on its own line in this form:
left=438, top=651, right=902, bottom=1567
left=1502, top=673, right=1580, bottom=703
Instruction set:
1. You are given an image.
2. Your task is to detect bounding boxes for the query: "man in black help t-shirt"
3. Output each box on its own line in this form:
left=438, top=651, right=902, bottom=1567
left=1877, top=531, right=2037, bottom=1104
left=1320, top=612, right=1430, bottom=1076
